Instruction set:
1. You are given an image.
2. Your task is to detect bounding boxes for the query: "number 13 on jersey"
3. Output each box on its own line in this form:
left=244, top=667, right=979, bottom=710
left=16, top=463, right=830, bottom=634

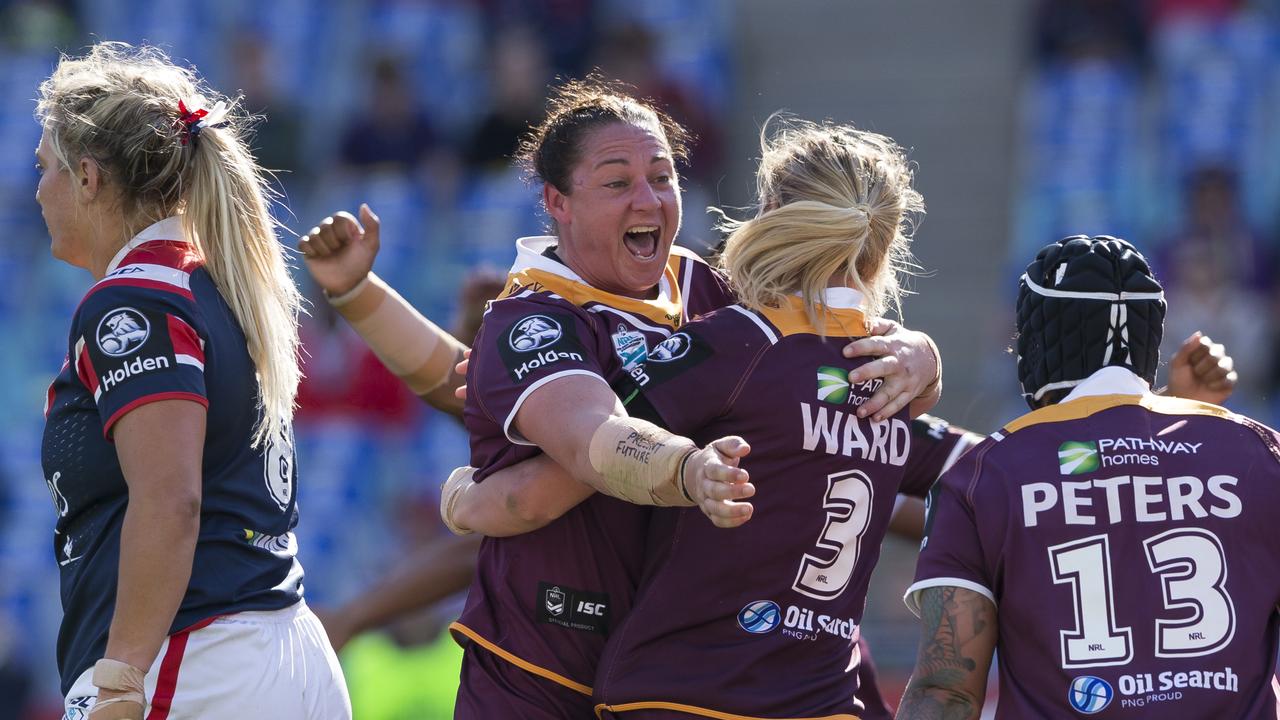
left=1049, top=528, right=1235, bottom=669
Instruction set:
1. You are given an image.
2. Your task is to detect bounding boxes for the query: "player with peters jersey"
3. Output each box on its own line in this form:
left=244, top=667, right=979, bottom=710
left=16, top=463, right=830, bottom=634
left=899, top=235, right=1280, bottom=719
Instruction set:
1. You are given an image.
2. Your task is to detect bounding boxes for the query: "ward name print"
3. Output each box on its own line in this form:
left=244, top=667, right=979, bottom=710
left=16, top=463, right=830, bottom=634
left=1022, top=473, right=1240, bottom=527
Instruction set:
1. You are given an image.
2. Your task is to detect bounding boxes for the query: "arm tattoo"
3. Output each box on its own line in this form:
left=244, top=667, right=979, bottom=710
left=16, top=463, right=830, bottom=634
left=897, top=586, right=996, bottom=720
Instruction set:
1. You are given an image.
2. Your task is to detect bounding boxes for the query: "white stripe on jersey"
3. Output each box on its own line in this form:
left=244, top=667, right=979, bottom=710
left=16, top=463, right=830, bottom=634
left=940, top=433, right=985, bottom=476
left=679, top=256, right=694, bottom=324
left=99, top=262, right=192, bottom=292
left=587, top=304, right=674, bottom=337
left=176, top=354, right=205, bottom=371
left=502, top=369, right=611, bottom=446
left=903, top=577, right=998, bottom=617
left=75, top=336, right=104, bottom=402
left=727, top=305, right=779, bottom=345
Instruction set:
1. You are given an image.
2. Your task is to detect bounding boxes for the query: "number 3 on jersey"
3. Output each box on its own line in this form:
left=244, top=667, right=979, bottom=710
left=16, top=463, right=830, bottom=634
left=1049, top=528, right=1235, bottom=668
left=792, top=470, right=874, bottom=601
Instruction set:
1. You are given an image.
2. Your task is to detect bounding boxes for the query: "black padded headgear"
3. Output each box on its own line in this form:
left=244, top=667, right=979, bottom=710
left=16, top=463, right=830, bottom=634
left=1016, top=235, right=1166, bottom=409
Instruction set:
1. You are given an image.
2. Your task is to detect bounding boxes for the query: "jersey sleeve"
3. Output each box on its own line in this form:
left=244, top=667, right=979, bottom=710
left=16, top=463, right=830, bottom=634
left=73, top=285, right=209, bottom=438
left=678, top=252, right=737, bottom=318
left=468, top=297, right=609, bottom=445
left=898, top=415, right=985, bottom=498
left=903, top=444, right=1003, bottom=615
left=625, top=308, right=769, bottom=436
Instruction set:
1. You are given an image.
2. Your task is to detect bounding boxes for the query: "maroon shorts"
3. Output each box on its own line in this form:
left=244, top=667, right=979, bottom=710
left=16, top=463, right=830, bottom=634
left=453, top=644, right=594, bottom=720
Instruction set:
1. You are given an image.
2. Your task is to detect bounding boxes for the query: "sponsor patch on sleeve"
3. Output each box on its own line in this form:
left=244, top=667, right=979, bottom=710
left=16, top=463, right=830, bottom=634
left=496, top=311, right=588, bottom=383
left=536, top=581, right=610, bottom=634
left=78, top=305, right=203, bottom=401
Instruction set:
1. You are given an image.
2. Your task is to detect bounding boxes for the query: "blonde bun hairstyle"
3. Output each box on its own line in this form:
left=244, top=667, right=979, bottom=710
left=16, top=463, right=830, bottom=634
left=717, top=117, right=924, bottom=331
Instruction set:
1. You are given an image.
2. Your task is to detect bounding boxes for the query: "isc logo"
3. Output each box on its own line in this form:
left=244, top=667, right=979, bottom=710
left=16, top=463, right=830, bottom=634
left=577, top=601, right=605, bottom=616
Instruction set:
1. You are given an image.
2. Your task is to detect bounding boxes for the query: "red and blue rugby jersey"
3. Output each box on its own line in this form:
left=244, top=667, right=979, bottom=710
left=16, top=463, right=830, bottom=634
left=41, top=217, right=303, bottom=695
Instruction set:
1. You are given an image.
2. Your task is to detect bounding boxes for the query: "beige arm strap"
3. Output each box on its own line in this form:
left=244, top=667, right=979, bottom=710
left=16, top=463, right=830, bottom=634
left=587, top=416, right=697, bottom=507
left=92, top=658, right=147, bottom=707
left=327, top=273, right=467, bottom=395
left=440, top=466, right=477, bottom=536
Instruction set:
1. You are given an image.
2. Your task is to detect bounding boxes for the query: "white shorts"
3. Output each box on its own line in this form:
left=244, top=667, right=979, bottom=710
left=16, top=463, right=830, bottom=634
left=63, top=601, right=351, bottom=720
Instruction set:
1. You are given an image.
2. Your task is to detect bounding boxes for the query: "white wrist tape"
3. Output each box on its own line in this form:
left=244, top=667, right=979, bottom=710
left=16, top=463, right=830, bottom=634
left=92, top=658, right=146, bottom=706
left=441, top=466, right=477, bottom=536
left=328, top=273, right=466, bottom=395
left=587, top=416, right=697, bottom=506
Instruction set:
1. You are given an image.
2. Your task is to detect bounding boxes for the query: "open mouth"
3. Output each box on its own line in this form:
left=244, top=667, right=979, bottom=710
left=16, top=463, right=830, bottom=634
left=624, top=226, right=660, bottom=261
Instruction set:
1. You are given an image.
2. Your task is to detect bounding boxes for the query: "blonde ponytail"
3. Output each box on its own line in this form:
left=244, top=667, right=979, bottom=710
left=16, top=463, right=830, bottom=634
left=183, top=119, right=302, bottom=448
left=37, top=42, right=300, bottom=447
left=717, top=118, right=923, bottom=331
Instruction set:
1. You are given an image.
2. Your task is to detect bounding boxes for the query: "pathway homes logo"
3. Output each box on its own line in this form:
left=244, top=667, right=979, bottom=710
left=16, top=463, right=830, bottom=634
left=817, top=366, right=851, bottom=404
left=1058, top=441, right=1100, bottom=475
left=1057, top=436, right=1202, bottom=474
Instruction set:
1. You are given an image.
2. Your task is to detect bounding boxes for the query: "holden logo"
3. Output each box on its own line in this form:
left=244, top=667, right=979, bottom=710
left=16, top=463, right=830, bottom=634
left=649, top=332, right=691, bottom=363
left=96, top=308, right=150, bottom=357
left=509, top=315, right=562, bottom=352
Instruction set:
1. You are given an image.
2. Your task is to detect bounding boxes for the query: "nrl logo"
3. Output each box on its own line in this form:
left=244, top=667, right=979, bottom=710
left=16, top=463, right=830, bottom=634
left=612, top=324, right=648, bottom=372
left=545, top=586, right=566, bottom=617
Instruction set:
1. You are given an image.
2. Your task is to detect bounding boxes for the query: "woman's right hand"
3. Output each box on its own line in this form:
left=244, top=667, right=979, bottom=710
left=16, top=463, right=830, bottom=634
left=299, top=203, right=382, bottom=297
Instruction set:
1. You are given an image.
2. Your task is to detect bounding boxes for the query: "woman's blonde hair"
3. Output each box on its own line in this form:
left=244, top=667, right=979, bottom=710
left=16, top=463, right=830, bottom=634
left=717, top=117, right=924, bottom=330
left=36, top=42, right=301, bottom=448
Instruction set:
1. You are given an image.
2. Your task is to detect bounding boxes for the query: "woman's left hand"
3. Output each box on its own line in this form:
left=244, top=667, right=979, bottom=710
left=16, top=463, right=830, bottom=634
left=683, top=437, right=754, bottom=529
left=88, top=692, right=143, bottom=720
left=842, top=319, right=941, bottom=421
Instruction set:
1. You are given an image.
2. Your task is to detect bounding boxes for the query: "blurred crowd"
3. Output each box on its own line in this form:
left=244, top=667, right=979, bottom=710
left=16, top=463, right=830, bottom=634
left=1014, top=0, right=1280, bottom=423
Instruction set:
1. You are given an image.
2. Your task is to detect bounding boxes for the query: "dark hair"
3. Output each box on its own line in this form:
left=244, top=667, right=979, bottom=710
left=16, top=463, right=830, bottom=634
left=515, top=75, right=689, bottom=194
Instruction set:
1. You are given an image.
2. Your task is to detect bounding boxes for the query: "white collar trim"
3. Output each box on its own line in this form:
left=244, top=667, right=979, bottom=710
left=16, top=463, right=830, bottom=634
left=1061, top=366, right=1152, bottom=403
left=509, top=235, right=675, bottom=304
left=106, top=216, right=190, bottom=274
left=792, top=287, right=865, bottom=310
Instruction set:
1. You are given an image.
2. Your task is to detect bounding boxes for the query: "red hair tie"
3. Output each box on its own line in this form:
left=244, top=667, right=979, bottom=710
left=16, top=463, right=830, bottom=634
left=176, top=100, right=208, bottom=146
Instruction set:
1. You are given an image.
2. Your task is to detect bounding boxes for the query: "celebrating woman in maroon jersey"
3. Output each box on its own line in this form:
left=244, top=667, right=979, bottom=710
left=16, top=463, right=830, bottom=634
left=447, top=117, right=942, bottom=719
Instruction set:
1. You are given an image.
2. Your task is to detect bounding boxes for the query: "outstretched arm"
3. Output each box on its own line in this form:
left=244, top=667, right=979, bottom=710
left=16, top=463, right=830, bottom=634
left=897, top=586, right=997, bottom=720
left=501, top=375, right=753, bottom=525
left=300, top=205, right=468, bottom=417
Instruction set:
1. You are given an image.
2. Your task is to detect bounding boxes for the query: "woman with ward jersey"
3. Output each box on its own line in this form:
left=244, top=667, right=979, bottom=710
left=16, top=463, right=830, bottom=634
left=299, top=78, right=942, bottom=716
left=36, top=43, right=348, bottom=719
left=448, top=118, right=941, bottom=719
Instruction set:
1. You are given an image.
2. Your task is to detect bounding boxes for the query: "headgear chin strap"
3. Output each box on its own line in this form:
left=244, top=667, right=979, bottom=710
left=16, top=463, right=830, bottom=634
left=1015, top=235, right=1166, bottom=409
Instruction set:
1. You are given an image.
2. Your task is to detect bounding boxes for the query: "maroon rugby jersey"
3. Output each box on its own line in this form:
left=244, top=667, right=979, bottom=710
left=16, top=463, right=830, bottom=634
left=909, top=367, right=1280, bottom=719
left=901, top=415, right=984, bottom=498
left=452, top=236, right=735, bottom=694
left=594, top=289, right=911, bottom=719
